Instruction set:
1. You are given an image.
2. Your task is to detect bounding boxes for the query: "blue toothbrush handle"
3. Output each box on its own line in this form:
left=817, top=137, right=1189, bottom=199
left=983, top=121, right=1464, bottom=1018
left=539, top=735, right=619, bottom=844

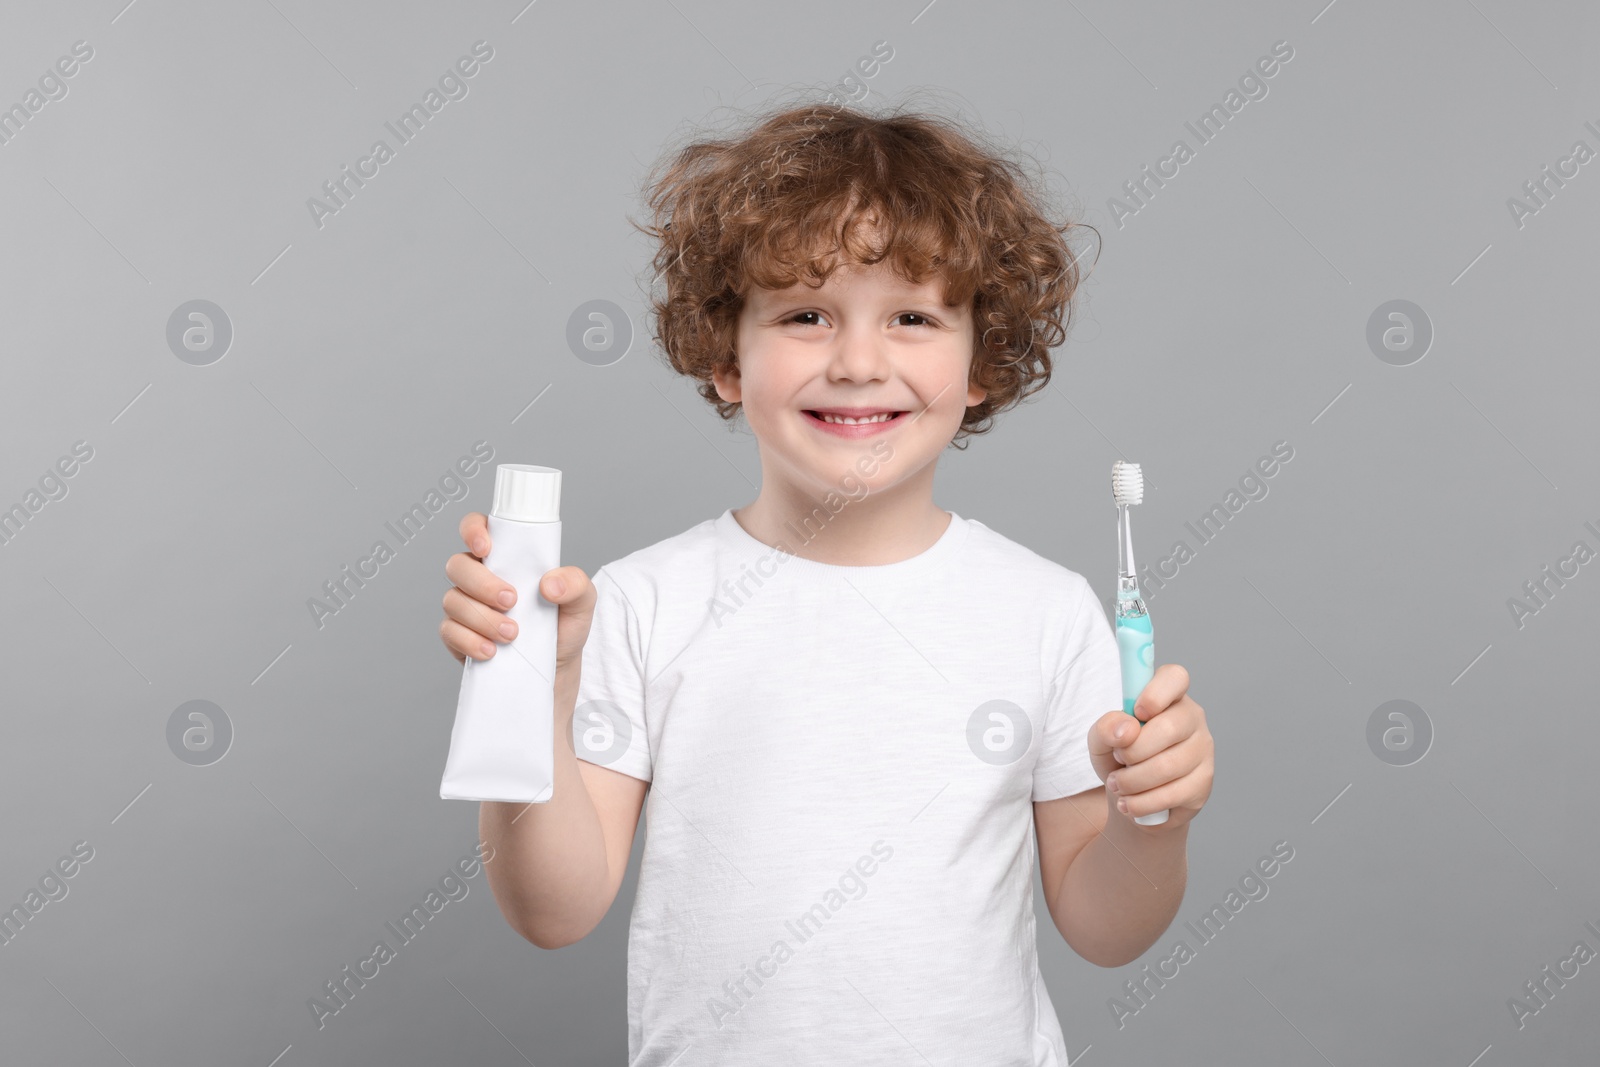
left=1115, top=612, right=1170, bottom=825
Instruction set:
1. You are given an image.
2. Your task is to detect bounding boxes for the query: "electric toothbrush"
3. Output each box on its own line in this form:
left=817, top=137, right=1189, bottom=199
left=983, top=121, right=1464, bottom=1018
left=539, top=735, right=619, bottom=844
left=1112, top=460, right=1169, bottom=826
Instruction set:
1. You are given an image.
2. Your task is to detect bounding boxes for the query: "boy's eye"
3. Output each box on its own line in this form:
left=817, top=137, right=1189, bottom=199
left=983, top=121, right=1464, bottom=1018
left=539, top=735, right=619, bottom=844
left=784, top=311, right=935, bottom=327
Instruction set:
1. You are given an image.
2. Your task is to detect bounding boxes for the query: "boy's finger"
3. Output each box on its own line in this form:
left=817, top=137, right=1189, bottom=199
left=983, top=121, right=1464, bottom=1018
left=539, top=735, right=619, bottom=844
left=458, top=511, right=490, bottom=558
left=1089, top=710, right=1137, bottom=757
left=1092, top=708, right=1178, bottom=769
left=546, top=567, right=598, bottom=669
left=440, top=616, right=496, bottom=662
left=443, top=551, right=517, bottom=609
left=442, top=587, right=516, bottom=642
left=1133, top=662, right=1190, bottom=720
left=541, top=566, right=593, bottom=607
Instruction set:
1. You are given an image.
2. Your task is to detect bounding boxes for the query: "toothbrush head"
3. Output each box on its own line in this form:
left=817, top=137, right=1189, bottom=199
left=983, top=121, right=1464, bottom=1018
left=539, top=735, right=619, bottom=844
left=1111, top=461, right=1144, bottom=507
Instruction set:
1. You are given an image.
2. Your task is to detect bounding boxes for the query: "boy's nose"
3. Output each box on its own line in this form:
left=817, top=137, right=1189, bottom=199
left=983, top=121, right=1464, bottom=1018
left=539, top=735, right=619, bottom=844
left=826, top=329, right=891, bottom=383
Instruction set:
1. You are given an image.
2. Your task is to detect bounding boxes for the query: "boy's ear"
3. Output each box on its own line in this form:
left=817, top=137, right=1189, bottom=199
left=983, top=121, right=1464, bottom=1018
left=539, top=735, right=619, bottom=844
left=712, top=360, right=741, bottom=403
left=964, top=335, right=986, bottom=408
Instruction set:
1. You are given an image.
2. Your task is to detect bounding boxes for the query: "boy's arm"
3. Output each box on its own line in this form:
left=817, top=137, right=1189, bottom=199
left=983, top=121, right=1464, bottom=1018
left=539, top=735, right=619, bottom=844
left=444, top=518, right=649, bottom=950
left=476, top=659, right=646, bottom=953
left=1034, top=787, right=1188, bottom=968
left=479, top=663, right=647, bottom=949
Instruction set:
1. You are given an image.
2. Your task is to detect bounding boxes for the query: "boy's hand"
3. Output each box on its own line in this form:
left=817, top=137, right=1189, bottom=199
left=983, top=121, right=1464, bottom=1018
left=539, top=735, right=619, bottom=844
left=440, top=511, right=596, bottom=679
left=1089, top=664, right=1213, bottom=829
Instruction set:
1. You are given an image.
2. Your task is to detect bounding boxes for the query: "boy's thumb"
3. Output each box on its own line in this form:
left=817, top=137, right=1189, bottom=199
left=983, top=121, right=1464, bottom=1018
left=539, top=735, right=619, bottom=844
left=543, top=566, right=592, bottom=606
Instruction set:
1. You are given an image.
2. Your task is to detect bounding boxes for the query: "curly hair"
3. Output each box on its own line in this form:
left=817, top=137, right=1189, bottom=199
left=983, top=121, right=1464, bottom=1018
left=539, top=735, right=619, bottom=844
left=631, top=99, right=1097, bottom=447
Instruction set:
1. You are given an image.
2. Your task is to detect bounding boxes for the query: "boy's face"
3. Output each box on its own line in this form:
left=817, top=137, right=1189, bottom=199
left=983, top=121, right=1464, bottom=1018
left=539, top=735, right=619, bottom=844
left=715, top=259, right=986, bottom=502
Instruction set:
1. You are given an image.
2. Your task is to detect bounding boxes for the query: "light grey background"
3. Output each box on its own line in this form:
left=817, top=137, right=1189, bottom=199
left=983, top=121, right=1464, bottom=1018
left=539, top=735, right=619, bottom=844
left=2, top=0, right=1597, bottom=1064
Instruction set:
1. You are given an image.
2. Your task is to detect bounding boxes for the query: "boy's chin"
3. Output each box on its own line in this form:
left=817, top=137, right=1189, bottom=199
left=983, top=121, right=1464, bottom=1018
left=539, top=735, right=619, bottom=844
left=781, top=443, right=940, bottom=494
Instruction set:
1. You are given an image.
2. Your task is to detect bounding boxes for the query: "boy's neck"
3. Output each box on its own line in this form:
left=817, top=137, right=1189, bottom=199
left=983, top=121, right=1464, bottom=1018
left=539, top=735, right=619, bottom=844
left=731, top=475, right=951, bottom=567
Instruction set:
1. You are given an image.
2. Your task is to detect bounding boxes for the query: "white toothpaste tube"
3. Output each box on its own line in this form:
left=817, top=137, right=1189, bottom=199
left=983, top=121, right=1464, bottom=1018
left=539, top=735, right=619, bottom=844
left=439, top=464, right=562, bottom=803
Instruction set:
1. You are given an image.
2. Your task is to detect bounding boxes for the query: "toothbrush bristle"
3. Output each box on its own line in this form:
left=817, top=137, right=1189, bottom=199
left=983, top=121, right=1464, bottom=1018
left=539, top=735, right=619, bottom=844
left=1111, top=461, right=1144, bottom=506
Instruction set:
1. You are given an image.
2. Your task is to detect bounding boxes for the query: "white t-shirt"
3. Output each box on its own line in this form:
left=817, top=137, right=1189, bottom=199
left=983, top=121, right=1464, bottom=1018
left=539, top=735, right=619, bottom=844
left=573, top=507, right=1122, bottom=1066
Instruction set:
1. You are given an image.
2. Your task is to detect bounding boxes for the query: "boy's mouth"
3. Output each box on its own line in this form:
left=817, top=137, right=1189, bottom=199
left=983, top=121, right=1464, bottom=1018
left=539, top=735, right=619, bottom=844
left=802, top=409, right=908, bottom=436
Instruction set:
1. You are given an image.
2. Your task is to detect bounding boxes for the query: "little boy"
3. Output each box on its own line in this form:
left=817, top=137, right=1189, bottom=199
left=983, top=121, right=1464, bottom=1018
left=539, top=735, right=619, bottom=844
left=440, top=102, right=1214, bottom=1065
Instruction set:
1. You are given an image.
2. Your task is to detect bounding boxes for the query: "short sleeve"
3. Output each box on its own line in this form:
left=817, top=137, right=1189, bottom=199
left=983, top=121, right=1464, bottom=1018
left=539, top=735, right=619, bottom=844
left=573, top=565, right=652, bottom=782
left=1031, top=577, right=1122, bottom=802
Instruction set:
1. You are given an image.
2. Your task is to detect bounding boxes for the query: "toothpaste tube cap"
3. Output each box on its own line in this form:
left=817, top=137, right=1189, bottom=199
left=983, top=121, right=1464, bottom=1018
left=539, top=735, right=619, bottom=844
left=490, top=464, right=561, bottom=523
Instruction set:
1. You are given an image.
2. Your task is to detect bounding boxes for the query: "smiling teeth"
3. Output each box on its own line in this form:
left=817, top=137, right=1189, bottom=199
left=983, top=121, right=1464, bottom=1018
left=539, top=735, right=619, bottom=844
left=816, top=412, right=894, bottom=425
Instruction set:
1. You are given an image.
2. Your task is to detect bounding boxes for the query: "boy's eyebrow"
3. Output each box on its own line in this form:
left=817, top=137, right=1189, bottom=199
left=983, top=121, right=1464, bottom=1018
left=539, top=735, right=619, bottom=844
left=749, top=279, right=953, bottom=304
